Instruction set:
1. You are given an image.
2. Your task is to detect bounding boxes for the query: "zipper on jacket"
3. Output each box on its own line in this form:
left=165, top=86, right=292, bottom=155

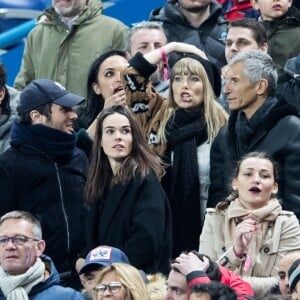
left=54, top=163, right=70, bottom=254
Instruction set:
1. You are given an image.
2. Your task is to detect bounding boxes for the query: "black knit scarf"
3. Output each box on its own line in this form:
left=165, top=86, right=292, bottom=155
left=165, top=108, right=208, bottom=257
left=10, top=121, right=76, bottom=164
left=235, top=97, right=278, bottom=156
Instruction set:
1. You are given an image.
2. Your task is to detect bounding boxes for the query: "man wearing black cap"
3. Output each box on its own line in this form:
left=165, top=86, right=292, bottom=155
left=0, top=79, right=88, bottom=286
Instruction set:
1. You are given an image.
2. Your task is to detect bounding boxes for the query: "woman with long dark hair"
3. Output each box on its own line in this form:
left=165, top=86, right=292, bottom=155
left=77, top=105, right=171, bottom=275
left=76, top=50, right=128, bottom=155
left=77, top=50, right=128, bottom=129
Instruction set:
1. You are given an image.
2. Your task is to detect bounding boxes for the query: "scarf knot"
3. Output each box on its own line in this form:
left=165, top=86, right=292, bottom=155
left=225, top=198, right=282, bottom=275
left=228, top=198, right=282, bottom=222
left=0, top=257, right=45, bottom=300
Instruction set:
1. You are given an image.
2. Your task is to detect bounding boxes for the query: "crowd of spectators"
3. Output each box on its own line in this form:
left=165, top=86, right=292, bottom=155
left=0, top=0, right=299, bottom=299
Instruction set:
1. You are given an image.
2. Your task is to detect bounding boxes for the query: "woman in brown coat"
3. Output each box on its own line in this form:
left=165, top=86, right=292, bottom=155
left=200, top=151, right=300, bottom=298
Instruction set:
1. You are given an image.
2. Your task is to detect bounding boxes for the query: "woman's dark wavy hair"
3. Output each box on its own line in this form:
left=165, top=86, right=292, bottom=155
left=85, top=105, right=164, bottom=204
left=217, top=151, right=279, bottom=210
left=77, top=50, right=128, bottom=128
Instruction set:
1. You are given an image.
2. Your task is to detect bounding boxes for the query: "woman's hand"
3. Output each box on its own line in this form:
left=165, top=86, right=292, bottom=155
left=87, top=88, right=126, bottom=140
left=103, top=88, right=127, bottom=109
left=166, top=42, right=208, bottom=60
left=233, top=218, right=258, bottom=257
left=221, top=64, right=229, bottom=81
left=143, top=41, right=208, bottom=65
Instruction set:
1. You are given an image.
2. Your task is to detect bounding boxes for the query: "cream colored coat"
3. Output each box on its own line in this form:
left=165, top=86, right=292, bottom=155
left=199, top=202, right=300, bottom=297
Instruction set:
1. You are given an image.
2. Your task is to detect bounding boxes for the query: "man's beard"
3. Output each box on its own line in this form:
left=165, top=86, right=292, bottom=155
left=179, top=1, right=210, bottom=13
left=54, top=5, right=82, bottom=18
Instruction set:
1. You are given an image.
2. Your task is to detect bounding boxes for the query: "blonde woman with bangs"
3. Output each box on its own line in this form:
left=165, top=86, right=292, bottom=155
left=123, top=42, right=228, bottom=259
left=92, top=263, right=150, bottom=300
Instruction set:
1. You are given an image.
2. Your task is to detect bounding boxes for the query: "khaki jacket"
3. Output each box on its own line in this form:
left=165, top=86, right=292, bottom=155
left=200, top=205, right=300, bottom=296
left=14, top=0, right=129, bottom=96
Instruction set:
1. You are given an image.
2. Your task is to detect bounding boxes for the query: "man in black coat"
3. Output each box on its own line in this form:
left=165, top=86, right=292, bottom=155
left=149, top=0, right=228, bottom=69
left=0, top=79, right=88, bottom=277
left=208, top=50, right=300, bottom=219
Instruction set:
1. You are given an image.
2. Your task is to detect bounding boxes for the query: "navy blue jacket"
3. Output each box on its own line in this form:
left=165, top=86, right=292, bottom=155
left=0, top=256, right=84, bottom=300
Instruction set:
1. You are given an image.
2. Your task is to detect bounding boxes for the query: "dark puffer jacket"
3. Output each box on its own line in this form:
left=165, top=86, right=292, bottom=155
left=261, top=6, right=300, bottom=78
left=150, top=0, right=227, bottom=69
left=208, top=97, right=300, bottom=219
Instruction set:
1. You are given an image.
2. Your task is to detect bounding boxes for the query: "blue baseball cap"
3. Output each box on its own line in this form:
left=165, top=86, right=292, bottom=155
left=79, top=245, right=130, bottom=275
left=18, top=79, right=85, bottom=114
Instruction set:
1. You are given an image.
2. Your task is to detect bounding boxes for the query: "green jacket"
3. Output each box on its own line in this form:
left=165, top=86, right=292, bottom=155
left=262, top=7, right=300, bottom=78
left=14, top=0, right=129, bottom=96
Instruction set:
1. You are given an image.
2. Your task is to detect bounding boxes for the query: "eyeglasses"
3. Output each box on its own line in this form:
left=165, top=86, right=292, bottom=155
left=0, top=235, right=40, bottom=246
left=94, top=282, right=123, bottom=295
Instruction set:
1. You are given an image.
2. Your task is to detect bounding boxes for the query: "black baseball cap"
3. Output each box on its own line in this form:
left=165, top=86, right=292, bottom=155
left=18, top=79, right=84, bottom=114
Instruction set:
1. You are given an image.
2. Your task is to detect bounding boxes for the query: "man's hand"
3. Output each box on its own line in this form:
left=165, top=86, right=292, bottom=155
left=171, top=252, right=210, bottom=276
left=75, top=258, right=85, bottom=274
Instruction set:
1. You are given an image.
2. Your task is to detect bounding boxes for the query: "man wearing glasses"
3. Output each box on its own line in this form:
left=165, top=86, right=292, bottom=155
left=0, top=210, right=84, bottom=299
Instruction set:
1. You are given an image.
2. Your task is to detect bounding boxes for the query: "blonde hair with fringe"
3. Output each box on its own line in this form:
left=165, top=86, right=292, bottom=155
left=158, top=57, right=228, bottom=144
left=93, top=263, right=150, bottom=300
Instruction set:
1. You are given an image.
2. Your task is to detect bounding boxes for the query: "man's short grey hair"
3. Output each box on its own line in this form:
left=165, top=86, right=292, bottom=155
left=229, top=50, right=278, bottom=96
left=125, top=21, right=166, bottom=53
left=0, top=211, right=42, bottom=239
